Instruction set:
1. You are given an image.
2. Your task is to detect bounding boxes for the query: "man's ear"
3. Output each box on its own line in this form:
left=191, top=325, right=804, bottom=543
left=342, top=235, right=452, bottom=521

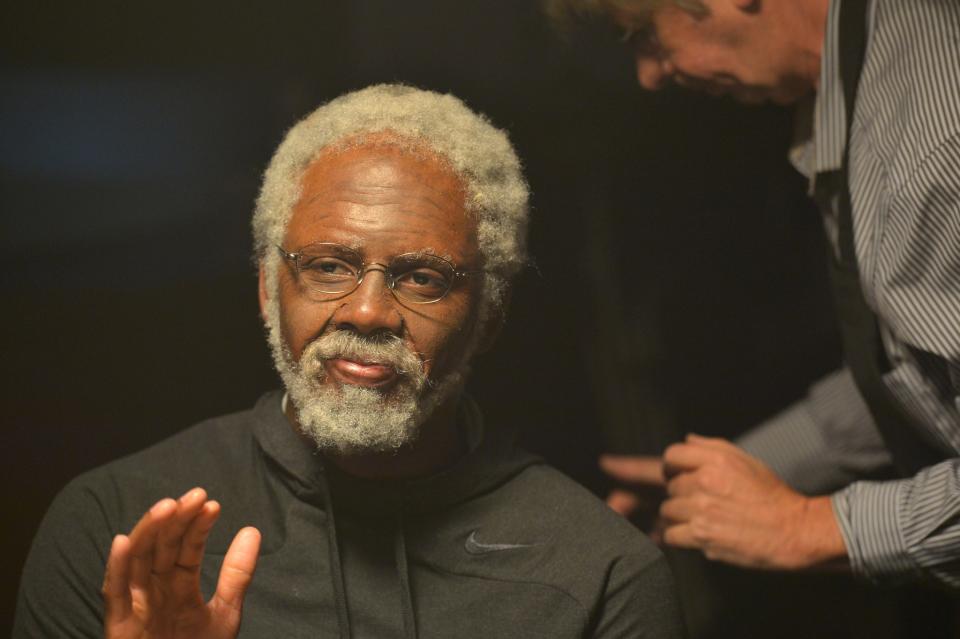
left=475, top=287, right=511, bottom=355
left=258, top=262, right=270, bottom=324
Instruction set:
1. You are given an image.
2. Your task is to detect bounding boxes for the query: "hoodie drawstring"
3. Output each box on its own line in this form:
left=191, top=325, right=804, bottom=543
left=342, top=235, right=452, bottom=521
left=321, top=474, right=416, bottom=638
left=394, top=511, right=418, bottom=639
left=321, top=474, right=352, bottom=639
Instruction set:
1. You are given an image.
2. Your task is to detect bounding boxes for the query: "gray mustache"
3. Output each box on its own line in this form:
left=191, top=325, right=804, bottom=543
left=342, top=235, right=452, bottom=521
left=308, top=331, right=423, bottom=377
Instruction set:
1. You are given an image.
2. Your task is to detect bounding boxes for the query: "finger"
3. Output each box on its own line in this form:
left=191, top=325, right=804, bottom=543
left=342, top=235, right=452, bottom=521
left=685, top=433, right=740, bottom=453
left=211, top=527, right=261, bottom=620
left=650, top=516, right=667, bottom=545
left=127, top=498, right=177, bottom=589
left=688, top=435, right=776, bottom=479
left=153, top=488, right=208, bottom=574
left=661, top=523, right=701, bottom=550
left=659, top=496, right=699, bottom=524
left=662, top=443, right=721, bottom=476
left=606, top=489, right=642, bottom=517
left=102, top=534, right=134, bottom=625
left=158, top=500, right=223, bottom=607
left=176, top=500, right=222, bottom=571
left=127, top=498, right=178, bottom=552
left=599, top=455, right=666, bottom=486
left=665, top=472, right=701, bottom=498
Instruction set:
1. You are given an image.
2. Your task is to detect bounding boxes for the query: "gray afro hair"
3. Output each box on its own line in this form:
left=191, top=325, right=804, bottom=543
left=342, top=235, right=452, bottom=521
left=252, top=84, right=530, bottom=309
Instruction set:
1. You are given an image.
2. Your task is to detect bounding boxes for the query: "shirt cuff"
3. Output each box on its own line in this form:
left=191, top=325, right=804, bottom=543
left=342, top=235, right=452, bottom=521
left=831, top=479, right=922, bottom=583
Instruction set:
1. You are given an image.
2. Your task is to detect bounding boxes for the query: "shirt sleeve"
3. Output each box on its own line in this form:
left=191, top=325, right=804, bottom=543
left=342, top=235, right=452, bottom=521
left=13, top=476, right=114, bottom=638
left=832, top=459, right=960, bottom=587
left=590, top=553, right=687, bottom=639
left=830, top=132, right=960, bottom=587
left=737, top=368, right=893, bottom=495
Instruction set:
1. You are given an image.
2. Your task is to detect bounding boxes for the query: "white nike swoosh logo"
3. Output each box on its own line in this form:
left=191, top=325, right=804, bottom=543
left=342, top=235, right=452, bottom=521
left=464, top=530, right=536, bottom=555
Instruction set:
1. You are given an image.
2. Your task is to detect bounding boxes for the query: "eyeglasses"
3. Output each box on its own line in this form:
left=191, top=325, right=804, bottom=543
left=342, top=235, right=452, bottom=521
left=277, top=242, right=480, bottom=304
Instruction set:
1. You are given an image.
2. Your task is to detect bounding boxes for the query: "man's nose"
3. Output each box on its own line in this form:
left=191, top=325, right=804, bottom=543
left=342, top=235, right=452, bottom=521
left=634, top=53, right=673, bottom=90
left=332, top=269, right=403, bottom=336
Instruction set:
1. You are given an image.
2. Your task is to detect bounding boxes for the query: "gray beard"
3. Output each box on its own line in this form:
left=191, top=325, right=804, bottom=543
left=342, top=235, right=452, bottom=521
left=265, top=291, right=469, bottom=454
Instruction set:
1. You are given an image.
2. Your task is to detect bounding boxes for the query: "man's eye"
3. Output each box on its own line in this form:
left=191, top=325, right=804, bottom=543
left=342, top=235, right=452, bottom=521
left=411, top=272, right=435, bottom=286
left=395, top=268, right=449, bottom=294
left=302, top=258, right=355, bottom=278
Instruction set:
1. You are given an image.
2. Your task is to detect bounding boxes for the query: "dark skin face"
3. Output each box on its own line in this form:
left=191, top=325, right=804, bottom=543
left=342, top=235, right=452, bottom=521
left=259, top=143, right=497, bottom=479
left=97, top=145, right=496, bottom=633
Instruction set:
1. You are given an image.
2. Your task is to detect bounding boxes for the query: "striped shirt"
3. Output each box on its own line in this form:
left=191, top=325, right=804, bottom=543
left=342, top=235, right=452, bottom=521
left=739, top=0, right=960, bottom=586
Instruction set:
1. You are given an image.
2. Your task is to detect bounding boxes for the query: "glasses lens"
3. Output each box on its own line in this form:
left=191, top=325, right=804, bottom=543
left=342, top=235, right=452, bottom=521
left=297, top=244, right=361, bottom=295
left=390, top=253, right=455, bottom=303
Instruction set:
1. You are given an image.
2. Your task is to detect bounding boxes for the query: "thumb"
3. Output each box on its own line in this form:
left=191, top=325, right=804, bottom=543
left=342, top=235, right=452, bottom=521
left=210, top=527, right=261, bottom=620
left=599, top=455, right=666, bottom=486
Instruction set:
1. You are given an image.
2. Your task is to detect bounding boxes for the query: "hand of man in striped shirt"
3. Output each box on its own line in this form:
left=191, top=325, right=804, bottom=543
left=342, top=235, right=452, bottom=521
left=604, top=437, right=847, bottom=570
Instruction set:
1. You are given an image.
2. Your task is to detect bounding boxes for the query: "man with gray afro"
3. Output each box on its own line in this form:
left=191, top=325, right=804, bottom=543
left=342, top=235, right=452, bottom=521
left=15, top=84, right=684, bottom=639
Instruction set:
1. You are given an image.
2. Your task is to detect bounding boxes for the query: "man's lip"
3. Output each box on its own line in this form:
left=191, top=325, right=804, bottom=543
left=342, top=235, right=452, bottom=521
left=325, top=358, right=399, bottom=388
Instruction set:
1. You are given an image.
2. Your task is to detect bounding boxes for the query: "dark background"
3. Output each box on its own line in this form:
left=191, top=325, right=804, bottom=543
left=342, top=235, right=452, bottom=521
left=2, top=1, right=953, bottom=636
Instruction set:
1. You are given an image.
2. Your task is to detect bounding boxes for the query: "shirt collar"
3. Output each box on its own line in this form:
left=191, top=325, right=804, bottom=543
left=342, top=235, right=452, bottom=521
left=790, top=0, right=846, bottom=180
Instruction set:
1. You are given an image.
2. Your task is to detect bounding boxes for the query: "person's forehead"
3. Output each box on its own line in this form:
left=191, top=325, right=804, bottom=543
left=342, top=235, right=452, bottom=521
left=286, top=142, right=477, bottom=256
left=301, top=142, right=463, bottom=204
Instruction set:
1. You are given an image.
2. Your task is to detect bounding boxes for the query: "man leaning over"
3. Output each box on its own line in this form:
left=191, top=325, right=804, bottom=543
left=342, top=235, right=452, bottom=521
left=549, top=0, right=960, bottom=587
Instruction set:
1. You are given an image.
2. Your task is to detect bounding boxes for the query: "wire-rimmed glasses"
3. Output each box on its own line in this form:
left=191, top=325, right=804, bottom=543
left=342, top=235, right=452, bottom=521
left=277, top=242, right=480, bottom=304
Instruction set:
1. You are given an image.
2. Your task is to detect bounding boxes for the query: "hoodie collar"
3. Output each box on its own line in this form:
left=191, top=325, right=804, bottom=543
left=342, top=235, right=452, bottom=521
left=251, top=390, right=540, bottom=516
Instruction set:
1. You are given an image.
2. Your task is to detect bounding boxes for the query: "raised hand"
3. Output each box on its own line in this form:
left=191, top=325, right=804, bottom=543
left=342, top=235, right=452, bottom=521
left=102, top=488, right=261, bottom=639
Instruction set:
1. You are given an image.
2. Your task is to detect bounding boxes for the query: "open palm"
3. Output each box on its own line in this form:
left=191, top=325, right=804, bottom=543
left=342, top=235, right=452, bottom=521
left=102, top=488, right=261, bottom=639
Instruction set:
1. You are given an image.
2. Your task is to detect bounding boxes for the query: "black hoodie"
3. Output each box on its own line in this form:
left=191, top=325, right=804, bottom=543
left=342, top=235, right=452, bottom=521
left=15, top=391, right=684, bottom=638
